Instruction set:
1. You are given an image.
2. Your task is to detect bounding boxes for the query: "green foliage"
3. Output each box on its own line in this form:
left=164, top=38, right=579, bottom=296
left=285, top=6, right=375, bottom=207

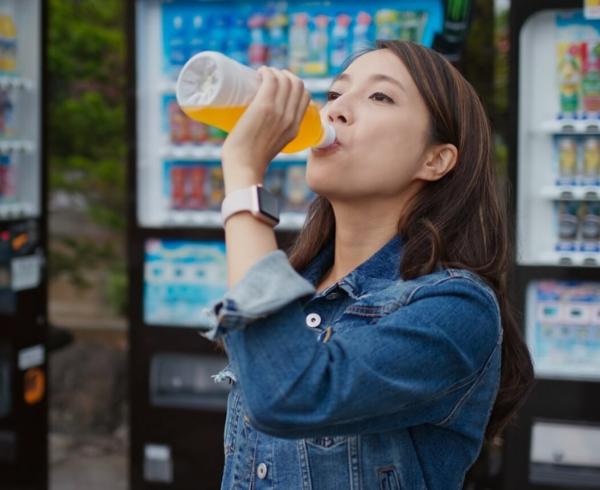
left=48, top=0, right=127, bottom=314
left=493, top=7, right=510, bottom=117
left=462, top=0, right=495, bottom=112
left=461, top=0, right=510, bottom=178
left=492, top=6, right=510, bottom=177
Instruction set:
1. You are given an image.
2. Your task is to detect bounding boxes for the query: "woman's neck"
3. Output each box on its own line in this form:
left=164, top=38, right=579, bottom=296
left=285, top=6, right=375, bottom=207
left=316, top=211, right=400, bottom=292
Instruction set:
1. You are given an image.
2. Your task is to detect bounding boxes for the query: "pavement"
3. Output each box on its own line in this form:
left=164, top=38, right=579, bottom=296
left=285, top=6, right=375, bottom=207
left=49, top=429, right=128, bottom=490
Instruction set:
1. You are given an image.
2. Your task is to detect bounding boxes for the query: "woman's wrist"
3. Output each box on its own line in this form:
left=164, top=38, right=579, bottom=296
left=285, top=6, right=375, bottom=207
left=222, top=163, right=265, bottom=196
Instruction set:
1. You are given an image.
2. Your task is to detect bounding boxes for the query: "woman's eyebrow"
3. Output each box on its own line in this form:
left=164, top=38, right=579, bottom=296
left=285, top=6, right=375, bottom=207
left=331, top=72, right=406, bottom=93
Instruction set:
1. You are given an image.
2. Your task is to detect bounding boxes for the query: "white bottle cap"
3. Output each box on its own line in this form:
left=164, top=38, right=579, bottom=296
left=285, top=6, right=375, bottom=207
left=176, top=51, right=260, bottom=108
left=315, top=119, right=336, bottom=148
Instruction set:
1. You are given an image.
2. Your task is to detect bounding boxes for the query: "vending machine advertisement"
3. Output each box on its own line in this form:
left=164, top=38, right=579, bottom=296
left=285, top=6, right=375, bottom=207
left=143, top=238, right=227, bottom=327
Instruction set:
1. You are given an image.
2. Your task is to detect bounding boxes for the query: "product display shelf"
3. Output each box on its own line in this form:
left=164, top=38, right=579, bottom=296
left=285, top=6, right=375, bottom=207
left=0, top=75, right=34, bottom=90
left=538, top=118, right=600, bottom=134
left=0, top=201, right=35, bottom=220
left=0, top=140, right=35, bottom=154
left=540, top=185, right=600, bottom=200
left=160, top=145, right=309, bottom=161
left=535, top=250, right=600, bottom=267
left=161, top=209, right=306, bottom=230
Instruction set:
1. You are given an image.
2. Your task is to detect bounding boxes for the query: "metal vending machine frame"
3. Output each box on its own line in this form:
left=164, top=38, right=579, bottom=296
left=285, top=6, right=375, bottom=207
left=504, top=1, right=600, bottom=488
left=0, top=0, right=48, bottom=489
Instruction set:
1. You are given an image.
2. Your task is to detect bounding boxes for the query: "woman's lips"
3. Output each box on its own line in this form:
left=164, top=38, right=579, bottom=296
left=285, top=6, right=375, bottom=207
left=311, top=139, right=341, bottom=156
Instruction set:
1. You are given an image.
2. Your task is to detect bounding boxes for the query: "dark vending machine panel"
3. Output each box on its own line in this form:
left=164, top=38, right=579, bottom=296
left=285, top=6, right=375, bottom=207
left=0, top=343, right=11, bottom=419
left=0, top=219, right=48, bottom=490
left=0, top=0, right=47, bottom=488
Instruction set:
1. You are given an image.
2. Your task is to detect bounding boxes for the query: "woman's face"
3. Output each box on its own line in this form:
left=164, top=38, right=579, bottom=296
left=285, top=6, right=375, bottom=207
left=306, top=49, right=432, bottom=200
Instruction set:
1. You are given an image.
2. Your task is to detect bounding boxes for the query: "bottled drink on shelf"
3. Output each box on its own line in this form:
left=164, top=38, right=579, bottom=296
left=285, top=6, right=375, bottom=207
left=0, top=154, right=15, bottom=203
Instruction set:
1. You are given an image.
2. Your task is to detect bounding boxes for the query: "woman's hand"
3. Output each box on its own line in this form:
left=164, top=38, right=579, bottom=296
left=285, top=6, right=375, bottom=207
left=221, top=66, right=311, bottom=187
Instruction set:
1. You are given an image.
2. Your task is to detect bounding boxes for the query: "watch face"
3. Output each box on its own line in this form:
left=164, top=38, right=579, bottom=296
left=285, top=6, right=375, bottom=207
left=257, top=186, right=280, bottom=222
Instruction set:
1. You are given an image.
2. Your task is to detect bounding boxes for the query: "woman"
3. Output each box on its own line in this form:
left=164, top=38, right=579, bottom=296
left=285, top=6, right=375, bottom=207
left=198, top=40, right=534, bottom=489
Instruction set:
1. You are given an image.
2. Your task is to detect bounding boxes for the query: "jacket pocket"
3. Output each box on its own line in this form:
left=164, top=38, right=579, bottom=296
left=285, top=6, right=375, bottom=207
left=302, top=436, right=352, bottom=488
left=305, top=435, right=348, bottom=449
left=377, top=465, right=401, bottom=490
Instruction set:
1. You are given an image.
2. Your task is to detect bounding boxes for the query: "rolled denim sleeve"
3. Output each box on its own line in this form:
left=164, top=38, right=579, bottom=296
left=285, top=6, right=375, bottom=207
left=223, top=276, right=502, bottom=439
left=198, top=250, right=316, bottom=341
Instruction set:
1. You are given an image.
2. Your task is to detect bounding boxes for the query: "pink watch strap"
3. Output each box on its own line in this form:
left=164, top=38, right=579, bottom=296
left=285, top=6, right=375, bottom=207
left=221, top=185, right=259, bottom=225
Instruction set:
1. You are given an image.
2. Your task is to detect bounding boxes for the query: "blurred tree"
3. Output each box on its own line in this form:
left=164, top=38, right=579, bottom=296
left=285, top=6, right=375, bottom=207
left=47, top=0, right=127, bottom=314
left=460, top=0, right=509, bottom=177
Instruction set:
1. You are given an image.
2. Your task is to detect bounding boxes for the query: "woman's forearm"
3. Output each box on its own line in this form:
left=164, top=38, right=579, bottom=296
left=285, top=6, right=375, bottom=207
left=223, top=165, right=279, bottom=288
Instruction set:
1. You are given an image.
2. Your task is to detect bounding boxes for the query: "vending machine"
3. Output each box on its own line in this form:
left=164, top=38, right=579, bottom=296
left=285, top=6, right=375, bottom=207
left=127, top=1, right=458, bottom=488
left=504, top=1, right=600, bottom=488
left=0, top=0, right=48, bottom=489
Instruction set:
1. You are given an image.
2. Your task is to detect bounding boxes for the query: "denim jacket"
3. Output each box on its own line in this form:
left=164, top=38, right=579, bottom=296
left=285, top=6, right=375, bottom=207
left=198, top=234, right=502, bottom=490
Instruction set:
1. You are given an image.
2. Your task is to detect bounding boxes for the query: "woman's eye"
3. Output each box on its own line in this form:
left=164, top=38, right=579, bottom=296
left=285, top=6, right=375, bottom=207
left=370, top=92, right=394, bottom=103
left=326, top=91, right=340, bottom=101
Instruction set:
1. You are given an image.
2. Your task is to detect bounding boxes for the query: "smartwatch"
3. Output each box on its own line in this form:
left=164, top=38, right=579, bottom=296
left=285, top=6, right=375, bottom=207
left=221, top=184, right=280, bottom=227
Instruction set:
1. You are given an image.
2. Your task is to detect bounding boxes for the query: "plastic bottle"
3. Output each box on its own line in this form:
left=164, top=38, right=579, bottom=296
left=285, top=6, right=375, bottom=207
left=289, top=13, right=309, bottom=74
left=0, top=11, right=9, bottom=72
left=305, top=15, right=329, bottom=76
left=581, top=40, right=600, bottom=116
left=176, top=51, right=336, bottom=154
left=375, top=9, right=400, bottom=41
left=267, top=13, right=288, bottom=69
left=248, top=14, right=269, bottom=69
left=0, top=89, right=13, bottom=137
left=352, top=12, right=372, bottom=53
left=0, top=154, right=14, bottom=203
left=4, top=7, right=16, bottom=73
left=331, top=14, right=352, bottom=74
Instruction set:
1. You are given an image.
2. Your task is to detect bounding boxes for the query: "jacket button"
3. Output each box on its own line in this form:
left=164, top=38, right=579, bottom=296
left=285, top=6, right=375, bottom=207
left=326, top=291, right=340, bottom=300
left=306, top=313, right=322, bottom=328
left=257, top=462, right=268, bottom=479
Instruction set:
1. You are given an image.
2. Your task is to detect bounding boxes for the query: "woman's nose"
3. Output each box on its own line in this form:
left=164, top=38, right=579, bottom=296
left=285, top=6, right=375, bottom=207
left=326, top=100, right=351, bottom=124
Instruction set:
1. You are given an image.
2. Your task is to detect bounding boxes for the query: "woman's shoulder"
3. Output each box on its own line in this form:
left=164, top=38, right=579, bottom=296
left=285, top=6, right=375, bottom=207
left=373, top=268, right=503, bottom=351
left=397, top=267, right=499, bottom=310
left=362, top=267, right=501, bottom=334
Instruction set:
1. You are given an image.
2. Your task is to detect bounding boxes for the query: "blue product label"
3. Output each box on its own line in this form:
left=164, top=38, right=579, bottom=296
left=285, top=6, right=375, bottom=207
left=168, top=15, right=188, bottom=75
left=528, top=280, right=600, bottom=380
left=144, top=239, right=227, bottom=327
left=331, top=14, right=352, bottom=73
left=189, top=14, right=208, bottom=57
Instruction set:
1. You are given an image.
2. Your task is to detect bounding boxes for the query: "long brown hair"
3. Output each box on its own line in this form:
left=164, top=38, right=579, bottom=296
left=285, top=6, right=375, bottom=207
left=286, top=40, right=534, bottom=440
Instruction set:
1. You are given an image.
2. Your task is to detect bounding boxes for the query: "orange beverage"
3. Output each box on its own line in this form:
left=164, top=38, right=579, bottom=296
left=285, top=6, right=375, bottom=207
left=181, top=101, right=326, bottom=154
left=177, top=51, right=335, bottom=154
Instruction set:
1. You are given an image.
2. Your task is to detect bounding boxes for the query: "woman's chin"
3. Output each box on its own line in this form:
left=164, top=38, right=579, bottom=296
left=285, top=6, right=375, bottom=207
left=306, top=174, right=344, bottom=197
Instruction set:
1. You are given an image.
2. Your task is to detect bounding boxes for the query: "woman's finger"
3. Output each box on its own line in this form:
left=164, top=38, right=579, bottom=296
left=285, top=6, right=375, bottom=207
left=282, top=70, right=306, bottom=124
left=269, top=68, right=293, bottom=125
left=286, top=72, right=311, bottom=131
left=253, top=66, right=277, bottom=107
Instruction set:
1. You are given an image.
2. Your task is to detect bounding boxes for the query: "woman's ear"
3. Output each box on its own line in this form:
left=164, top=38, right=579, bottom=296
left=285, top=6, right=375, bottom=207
left=416, top=144, right=458, bottom=182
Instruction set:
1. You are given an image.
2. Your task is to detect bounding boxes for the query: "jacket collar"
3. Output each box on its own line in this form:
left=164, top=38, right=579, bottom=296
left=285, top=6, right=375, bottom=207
left=300, top=234, right=405, bottom=299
